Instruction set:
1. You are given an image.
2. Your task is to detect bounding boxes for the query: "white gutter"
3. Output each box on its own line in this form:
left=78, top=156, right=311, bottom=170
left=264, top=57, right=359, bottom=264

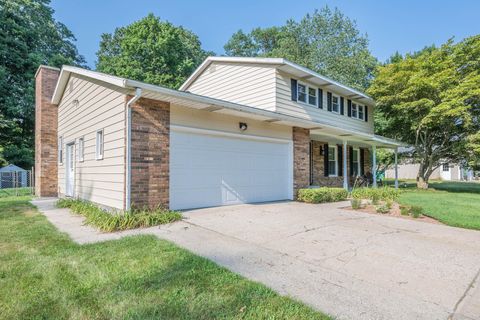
left=125, top=88, right=142, bottom=211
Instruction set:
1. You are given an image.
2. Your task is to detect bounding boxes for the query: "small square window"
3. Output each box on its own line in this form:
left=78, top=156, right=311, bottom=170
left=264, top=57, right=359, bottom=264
left=443, top=163, right=449, bottom=172
left=298, top=84, right=307, bottom=103
left=96, top=130, right=104, bottom=160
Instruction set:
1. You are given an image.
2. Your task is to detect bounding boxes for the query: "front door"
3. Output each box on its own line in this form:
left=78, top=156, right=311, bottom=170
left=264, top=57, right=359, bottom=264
left=66, top=143, right=75, bottom=197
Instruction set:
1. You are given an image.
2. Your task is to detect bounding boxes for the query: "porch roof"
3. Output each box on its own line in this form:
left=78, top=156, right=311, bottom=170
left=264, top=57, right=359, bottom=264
left=50, top=65, right=403, bottom=148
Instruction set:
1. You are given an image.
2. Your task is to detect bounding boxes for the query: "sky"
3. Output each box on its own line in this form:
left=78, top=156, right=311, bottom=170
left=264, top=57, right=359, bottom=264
left=51, top=0, right=480, bottom=69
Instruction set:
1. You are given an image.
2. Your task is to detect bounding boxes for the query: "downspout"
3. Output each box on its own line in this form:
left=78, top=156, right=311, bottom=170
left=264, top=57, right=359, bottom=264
left=125, top=88, right=142, bottom=211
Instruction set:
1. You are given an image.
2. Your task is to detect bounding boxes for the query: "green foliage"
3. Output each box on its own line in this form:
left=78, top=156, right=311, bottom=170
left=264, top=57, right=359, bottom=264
left=375, top=204, right=390, bottom=214
left=350, top=198, right=362, bottom=210
left=0, top=0, right=86, bottom=168
left=96, top=13, right=210, bottom=89
left=385, top=200, right=393, bottom=209
left=368, top=35, right=480, bottom=187
left=400, top=206, right=410, bottom=216
left=56, top=198, right=181, bottom=232
left=297, top=187, right=348, bottom=203
left=410, top=206, right=423, bottom=218
left=224, top=6, right=377, bottom=91
left=351, top=187, right=401, bottom=201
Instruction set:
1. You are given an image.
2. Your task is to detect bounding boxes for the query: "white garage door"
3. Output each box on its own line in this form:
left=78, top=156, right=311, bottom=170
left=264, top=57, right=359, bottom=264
left=170, top=127, right=292, bottom=210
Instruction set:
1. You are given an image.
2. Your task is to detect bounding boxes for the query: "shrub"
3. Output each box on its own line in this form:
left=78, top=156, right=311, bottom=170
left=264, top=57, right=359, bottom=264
left=351, top=187, right=401, bottom=202
left=385, top=200, right=393, bottom=209
left=376, top=204, right=390, bottom=214
left=400, top=206, right=410, bottom=216
left=56, top=198, right=182, bottom=232
left=350, top=198, right=362, bottom=210
left=297, top=188, right=348, bottom=204
left=410, top=206, right=423, bottom=218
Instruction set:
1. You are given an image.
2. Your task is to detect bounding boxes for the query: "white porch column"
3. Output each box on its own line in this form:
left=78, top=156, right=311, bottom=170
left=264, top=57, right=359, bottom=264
left=394, top=148, right=399, bottom=189
left=343, top=141, right=348, bottom=190
left=372, top=145, right=377, bottom=188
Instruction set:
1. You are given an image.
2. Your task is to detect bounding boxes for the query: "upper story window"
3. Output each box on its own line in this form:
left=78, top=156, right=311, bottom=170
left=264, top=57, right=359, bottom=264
left=331, top=95, right=340, bottom=113
left=297, top=82, right=318, bottom=106
left=308, top=87, right=317, bottom=106
left=351, top=103, right=365, bottom=120
left=297, top=83, right=307, bottom=103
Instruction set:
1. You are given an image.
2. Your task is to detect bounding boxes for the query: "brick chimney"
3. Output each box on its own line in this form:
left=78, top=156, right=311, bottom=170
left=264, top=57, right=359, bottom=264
left=35, top=65, right=60, bottom=197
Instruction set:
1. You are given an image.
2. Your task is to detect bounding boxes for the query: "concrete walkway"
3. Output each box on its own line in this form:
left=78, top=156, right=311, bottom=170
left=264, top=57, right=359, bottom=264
left=32, top=198, right=480, bottom=320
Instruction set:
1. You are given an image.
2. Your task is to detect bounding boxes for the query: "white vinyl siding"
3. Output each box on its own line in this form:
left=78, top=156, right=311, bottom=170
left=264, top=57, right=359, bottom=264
left=57, top=75, right=126, bottom=210
left=276, top=70, right=374, bottom=134
left=186, top=62, right=276, bottom=111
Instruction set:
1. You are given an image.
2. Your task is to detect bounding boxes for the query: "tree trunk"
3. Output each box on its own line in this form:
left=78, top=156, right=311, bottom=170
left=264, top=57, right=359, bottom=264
left=416, top=163, right=431, bottom=189
left=416, top=177, right=429, bottom=189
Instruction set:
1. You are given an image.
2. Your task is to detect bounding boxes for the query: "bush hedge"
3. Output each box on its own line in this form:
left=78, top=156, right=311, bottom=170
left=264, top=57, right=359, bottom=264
left=351, top=187, right=401, bottom=201
left=297, top=187, right=348, bottom=204
left=56, top=198, right=182, bottom=232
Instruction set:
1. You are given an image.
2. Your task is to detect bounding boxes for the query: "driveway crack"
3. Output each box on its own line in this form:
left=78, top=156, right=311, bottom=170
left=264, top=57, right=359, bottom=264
left=448, top=266, right=480, bottom=320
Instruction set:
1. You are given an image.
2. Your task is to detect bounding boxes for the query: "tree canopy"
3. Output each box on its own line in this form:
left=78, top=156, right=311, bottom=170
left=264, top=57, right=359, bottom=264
left=0, top=0, right=85, bottom=168
left=96, top=14, right=210, bottom=89
left=368, top=36, right=480, bottom=188
left=224, top=6, right=377, bottom=91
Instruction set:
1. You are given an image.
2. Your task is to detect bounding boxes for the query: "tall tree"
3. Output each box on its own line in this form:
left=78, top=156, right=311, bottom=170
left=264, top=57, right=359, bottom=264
left=96, top=14, right=211, bottom=89
left=368, top=36, right=480, bottom=188
left=224, top=6, right=377, bottom=91
left=0, top=0, right=85, bottom=168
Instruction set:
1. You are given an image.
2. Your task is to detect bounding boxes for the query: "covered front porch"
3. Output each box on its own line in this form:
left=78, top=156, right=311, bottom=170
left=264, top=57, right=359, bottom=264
left=306, top=128, right=402, bottom=190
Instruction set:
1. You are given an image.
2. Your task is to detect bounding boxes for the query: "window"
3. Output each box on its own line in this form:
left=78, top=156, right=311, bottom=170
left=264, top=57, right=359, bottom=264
left=308, top=87, right=317, bottom=106
left=96, top=130, right=104, bottom=160
left=443, top=163, right=449, bottom=172
left=352, top=148, right=360, bottom=176
left=332, top=95, right=340, bottom=113
left=351, top=103, right=365, bottom=120
left=297, top=83, right=307, bottom=103
left=328, top=146, right=337, bottom=176
left=58, top=136, right=63, bottom=164
left=78, top=137, right=84, bottom=162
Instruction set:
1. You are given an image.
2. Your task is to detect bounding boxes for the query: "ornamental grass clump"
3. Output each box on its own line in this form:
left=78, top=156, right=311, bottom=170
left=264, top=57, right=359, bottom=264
left=297, top=188, right=348, bottom=204
left=350, top=198, right=362, bottom=210
left=351, top=187, right=401, bottom=202
left=56, top=198, right=182, bottom=232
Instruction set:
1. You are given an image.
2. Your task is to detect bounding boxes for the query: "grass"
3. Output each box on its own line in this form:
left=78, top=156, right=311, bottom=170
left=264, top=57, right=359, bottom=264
left=0, top=187, right=32, bottom=197
left=56, top=198, right=182, bottom=232
left=0, top=196, right=331, bottom=320
left=391, top=180, right=480, bottom=230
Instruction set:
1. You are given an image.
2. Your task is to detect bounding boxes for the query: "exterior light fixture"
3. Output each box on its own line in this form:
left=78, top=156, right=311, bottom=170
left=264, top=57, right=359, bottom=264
left=239, top=122, right=248, bottom=131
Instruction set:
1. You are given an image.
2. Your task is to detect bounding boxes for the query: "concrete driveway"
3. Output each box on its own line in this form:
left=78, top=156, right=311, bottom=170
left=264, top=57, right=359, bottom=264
left=174, top=201, right=480, bottom=320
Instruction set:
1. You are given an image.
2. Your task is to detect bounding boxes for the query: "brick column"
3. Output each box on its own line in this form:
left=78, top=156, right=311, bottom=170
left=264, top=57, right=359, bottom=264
left=35, top=66, right=60, bottom=197
left=293, top=127, right=310, bottom=198
left=130, top=97, right=170, bottom=209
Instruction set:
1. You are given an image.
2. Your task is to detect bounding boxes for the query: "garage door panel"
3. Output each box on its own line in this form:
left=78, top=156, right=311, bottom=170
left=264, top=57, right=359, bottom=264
left=170, top=130, right=292, bottom=210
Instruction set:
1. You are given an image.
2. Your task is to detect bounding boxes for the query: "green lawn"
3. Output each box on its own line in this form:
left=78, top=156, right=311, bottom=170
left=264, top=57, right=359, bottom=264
left=0, top=196, right=330, bottom=320
left=393, top=180, right=480, bottom=230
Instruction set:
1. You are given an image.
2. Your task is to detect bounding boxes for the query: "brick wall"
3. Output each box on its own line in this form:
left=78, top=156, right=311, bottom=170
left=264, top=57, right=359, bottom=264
left=130, top=97, right=170, bottom=209
left=35, top=66, right=60, bottom=197
left=293, top=127, right=310, bottom=197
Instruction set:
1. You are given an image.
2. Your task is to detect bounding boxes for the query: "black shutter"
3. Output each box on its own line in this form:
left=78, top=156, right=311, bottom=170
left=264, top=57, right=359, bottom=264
left=360, top=148, right=365, bottom=175
left=349, top=146, right=354, bottom=176
left=327, top=92, right=332, bottom=111
left=347, top=100, right=352, bottom=117
left=340, top=97, right=345, bottom=115
left=324, top=144, right=329, bottom=177
left=337, top=145, right=343, bottom=177
left=318, top=89, right=323, bottom=109
left=291, top=79, right=297, bottom=101
left=365, top=105, right=368, bottom=122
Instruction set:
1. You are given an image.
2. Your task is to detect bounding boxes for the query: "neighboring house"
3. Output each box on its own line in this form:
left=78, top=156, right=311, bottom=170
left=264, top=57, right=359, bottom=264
left=0, top=164, right=28, bottom=188
left=35, top=57, right=401, bottom=211
left=385, top=162, right=474, bottom=181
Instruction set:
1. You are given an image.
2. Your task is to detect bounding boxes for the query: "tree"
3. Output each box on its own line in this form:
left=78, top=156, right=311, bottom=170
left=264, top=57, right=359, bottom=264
left=96, top=14, right=211, bottom=89
left=224, top=6, right=377, bottom=91
left=0, top=0, right=86, bottom=168
left=368, top=36, right=480, bottom=188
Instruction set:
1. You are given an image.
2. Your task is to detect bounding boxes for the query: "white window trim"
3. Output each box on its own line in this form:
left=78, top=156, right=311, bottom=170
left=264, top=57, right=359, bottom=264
left=78, top=137, right=84, bottom=162
left=351, top=102, right=365, bottom=121
left=328, top=145, right=338, bottom=177
left=297, top=82, right=318, bottom=107
left=96, top=129, right=104, bottom=160
left=331, top=94, right=340, bottom=114
left=58, top=136, right=63, bottom=165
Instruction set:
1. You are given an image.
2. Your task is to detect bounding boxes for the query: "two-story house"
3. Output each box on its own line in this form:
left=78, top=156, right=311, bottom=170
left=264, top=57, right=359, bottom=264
left=35, top=57, right=401, bottom=211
